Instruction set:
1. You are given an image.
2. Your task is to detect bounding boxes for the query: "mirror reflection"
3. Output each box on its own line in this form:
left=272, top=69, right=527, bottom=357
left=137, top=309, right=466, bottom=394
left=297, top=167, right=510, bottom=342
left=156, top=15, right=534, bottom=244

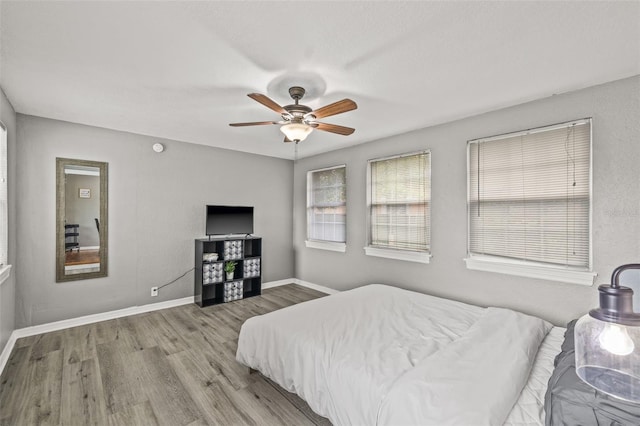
left=56, top=158, right=108, bottom=282
left=64, top=164, right=100, bottom=274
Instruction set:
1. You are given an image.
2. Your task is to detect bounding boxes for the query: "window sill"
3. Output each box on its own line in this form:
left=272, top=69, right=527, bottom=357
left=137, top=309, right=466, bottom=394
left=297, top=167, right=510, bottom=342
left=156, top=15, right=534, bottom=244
left=0, top=265, right=12, bottom=286
left=305, top=240, right=346, bottom=253
left=464, top=256, right=596, bottom=286
left=364, top=246, right=431, bottom=264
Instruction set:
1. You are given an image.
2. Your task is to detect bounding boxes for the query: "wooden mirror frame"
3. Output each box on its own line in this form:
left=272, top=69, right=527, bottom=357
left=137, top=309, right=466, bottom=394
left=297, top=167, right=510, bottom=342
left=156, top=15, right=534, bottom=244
left=56, top=158, right=108, bottom=282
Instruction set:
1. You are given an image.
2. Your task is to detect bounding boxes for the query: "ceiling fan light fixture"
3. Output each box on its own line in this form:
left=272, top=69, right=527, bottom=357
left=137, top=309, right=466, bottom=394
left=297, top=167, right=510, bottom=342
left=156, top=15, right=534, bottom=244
left=280, top=122, right=313, bottom=142
left=229, top=86, right=357, bottom=143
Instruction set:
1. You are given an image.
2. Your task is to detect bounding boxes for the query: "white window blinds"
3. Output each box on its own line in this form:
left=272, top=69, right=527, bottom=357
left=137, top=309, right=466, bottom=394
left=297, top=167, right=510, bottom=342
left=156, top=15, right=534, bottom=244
left=0, top=123, right=7, bottom=267
left=369, top=151, right=431, bottom=252
left=307, top=165, right=346, bottom=243
left=468, top=119, right=591, bottom=269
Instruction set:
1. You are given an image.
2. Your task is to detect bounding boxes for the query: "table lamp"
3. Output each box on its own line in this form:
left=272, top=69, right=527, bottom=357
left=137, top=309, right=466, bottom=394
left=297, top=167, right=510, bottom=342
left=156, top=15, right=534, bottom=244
left=575, top=263, right=640, bottom=402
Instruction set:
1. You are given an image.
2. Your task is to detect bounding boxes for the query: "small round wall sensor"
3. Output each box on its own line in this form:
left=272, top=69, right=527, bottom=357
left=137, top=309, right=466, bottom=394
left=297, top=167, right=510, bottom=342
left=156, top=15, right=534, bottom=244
left=152, top=143, right=164, bottom=153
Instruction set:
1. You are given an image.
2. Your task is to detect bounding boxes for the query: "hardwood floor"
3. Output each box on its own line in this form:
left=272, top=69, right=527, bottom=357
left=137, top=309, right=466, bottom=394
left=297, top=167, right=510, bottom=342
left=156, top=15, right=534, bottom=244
left=0, top=284, right=332, bottom=426
left=65, top=249, right=100, bottom=266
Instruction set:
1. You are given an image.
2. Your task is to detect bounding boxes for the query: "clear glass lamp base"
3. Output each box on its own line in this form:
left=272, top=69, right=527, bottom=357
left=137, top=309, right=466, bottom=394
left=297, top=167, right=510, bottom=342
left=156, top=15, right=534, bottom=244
left=575, top=314, right=640, bottom=402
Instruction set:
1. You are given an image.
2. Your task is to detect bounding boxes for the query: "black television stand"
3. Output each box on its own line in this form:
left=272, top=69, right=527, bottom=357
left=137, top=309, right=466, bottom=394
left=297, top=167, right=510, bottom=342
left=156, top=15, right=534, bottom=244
left=195, top=236, right=262, bottom=307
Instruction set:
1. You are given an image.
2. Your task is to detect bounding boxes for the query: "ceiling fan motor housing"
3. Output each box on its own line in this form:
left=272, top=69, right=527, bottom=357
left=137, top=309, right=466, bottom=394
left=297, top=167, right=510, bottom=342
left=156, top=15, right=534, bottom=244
left=283, top=86, right=313, bottom=119
left=283, top=104, right=312, bottom=118
left=288, top=86, right=306, bottom=101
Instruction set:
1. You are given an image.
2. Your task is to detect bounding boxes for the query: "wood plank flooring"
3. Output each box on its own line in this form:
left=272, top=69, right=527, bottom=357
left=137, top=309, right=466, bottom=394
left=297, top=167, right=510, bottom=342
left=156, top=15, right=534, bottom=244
left=0, top=284, right=332, bottom=426
left=65, top=250, right=100, bottom=266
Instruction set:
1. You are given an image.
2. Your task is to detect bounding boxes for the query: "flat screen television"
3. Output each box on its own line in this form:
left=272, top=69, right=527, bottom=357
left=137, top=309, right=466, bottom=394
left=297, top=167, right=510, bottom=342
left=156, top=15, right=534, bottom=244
left=206, top=205, right=254, bottom=236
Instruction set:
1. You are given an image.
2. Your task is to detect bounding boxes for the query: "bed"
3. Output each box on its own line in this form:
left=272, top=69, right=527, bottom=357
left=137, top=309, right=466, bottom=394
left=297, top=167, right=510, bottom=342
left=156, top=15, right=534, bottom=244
left=236, top=284, right=566, bottom=425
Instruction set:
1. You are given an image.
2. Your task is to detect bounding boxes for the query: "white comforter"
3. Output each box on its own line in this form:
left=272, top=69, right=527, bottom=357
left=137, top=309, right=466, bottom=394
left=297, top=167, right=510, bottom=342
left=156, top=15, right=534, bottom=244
left=236, top=284, right=552, bottom=426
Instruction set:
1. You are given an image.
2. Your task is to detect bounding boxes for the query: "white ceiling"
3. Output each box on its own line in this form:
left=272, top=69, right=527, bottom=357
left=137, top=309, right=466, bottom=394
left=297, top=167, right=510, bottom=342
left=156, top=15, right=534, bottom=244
left=1, top=1, right=639, bottom=160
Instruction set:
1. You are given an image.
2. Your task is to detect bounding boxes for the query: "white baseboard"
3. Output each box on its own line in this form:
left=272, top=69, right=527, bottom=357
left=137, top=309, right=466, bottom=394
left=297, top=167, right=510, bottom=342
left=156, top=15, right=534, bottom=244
left=65, top=263, right=100, bottom=272
left=261, top=278, right=296, bottom=289
left=0, top=295, right=194, bottom=376
left=262, top=278, right=339, bottom=295
left=293, top=279, right=340, bottom=295
left=13, top=296, right=195, bottom=339
left=0, top=332, right=18, bottom=378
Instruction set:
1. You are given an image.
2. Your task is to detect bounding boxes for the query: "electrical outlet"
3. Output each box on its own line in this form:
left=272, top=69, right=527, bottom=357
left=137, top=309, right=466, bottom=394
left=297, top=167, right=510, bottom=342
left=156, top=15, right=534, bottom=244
left=151, top=287, right=158, bottom=297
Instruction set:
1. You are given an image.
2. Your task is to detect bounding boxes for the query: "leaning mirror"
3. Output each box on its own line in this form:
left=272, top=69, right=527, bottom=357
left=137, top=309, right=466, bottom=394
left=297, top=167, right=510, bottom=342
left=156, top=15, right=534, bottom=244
left=56, top=158, right=108, bottom=282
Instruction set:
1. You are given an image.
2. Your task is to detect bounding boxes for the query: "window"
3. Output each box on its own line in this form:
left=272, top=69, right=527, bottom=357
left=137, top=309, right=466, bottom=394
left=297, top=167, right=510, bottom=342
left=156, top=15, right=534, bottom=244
left=0, top=121, right=9, bottom=284
left=306, top=165, right=346, bottom=252
left=366, top=151, right=431, bottom=263
left=466, top=118, right=595, bottom=285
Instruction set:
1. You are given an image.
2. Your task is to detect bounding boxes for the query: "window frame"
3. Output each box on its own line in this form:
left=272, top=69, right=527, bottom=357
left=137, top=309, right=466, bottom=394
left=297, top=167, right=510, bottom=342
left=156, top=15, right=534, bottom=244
left=305, top=164, right=347, bottom=253
left=365, top=150, right=432, bottom=264
left=465, top=118, right=596, bottom=286
left=0, top=120, right=10, bottom=286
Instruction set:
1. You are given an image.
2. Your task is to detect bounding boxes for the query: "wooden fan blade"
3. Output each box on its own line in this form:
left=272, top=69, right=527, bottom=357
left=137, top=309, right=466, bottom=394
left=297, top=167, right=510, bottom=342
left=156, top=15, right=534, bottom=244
left=312, top=122, right=355, bottom=136
left=310, top=99, right=357, bottom=119
left=229, top=121, right=279, bottom=127
left=247, top=93, right=287, bottom=115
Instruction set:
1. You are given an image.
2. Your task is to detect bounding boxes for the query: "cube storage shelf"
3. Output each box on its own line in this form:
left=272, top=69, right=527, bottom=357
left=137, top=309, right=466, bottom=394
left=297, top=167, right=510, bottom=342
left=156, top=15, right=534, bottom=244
left=194, top=236, right=262, bottom=307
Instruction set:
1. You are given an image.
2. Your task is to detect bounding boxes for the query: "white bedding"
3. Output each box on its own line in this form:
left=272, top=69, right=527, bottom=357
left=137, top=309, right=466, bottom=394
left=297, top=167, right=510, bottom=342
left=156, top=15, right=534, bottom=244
left=505, top=326, right=565, bottom=426
left=236, top=284, right=559, bottom=425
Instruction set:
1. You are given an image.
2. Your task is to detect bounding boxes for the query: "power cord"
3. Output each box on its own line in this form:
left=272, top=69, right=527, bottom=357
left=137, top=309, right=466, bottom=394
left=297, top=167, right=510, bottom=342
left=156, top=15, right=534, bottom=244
left=157, top=267, right=195, bottom=290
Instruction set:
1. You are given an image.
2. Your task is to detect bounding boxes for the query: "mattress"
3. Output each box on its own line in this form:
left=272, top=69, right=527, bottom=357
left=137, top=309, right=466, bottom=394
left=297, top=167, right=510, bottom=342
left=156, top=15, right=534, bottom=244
left=237, top=284, right=559, bottom=425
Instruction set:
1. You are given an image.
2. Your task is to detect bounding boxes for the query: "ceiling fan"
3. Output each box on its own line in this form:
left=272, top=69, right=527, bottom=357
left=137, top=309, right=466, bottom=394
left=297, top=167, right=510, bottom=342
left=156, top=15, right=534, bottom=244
left=229, top=86, right=357, bottom=143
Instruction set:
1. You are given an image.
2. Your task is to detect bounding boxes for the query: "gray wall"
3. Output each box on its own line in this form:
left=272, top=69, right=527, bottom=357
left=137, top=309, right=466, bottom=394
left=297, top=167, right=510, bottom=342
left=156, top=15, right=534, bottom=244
left=293, top=76, right=640, bottom=326
left=16, top=115, right=294, bottom=328
left=0, top=88, right=17, bottom=353
left=65, top=173, right=100, bottom=247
